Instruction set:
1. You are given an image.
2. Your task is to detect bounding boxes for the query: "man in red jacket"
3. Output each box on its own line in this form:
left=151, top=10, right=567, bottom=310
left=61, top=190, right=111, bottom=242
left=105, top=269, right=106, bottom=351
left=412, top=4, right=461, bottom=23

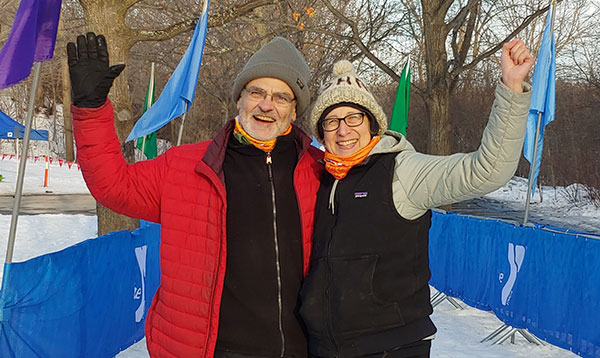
left=67, top=32, right=322, bottom=358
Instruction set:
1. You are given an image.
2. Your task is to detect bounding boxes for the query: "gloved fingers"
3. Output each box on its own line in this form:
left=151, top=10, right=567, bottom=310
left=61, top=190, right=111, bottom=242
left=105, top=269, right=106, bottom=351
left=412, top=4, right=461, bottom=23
left=76, top=34, right=88, bottom=60
left=66, top=42, right=78, bottom=67
left=86, top=32, right=98, bottom=60
left=108, top=64, right=126, bottom=79
left=97, top=34, right=109, bottom=65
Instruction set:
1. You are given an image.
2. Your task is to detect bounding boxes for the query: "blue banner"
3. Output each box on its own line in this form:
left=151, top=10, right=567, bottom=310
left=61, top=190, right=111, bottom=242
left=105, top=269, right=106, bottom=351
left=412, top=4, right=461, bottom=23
left=429, top=211, right=600, bottom=358
left=0, top=223, right=161, bottom=358
left=126, top=0, right=209, bottom=142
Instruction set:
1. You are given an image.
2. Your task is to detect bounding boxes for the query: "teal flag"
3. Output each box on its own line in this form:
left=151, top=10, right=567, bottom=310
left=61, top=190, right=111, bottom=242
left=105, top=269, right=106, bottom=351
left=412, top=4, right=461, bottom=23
left=389, top=61, right=410, bottom=135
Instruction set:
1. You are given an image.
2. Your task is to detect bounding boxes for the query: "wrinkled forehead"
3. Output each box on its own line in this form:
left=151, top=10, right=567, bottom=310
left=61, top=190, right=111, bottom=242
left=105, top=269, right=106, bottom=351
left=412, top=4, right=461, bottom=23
left=245, top=77, right=294, bottom=96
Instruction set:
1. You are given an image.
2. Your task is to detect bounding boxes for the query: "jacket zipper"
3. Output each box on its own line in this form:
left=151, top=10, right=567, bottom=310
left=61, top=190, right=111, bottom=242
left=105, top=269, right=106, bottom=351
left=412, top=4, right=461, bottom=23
left=267, top=152, right=286, bottom=357
left=203, top=178, right=225, bottom=357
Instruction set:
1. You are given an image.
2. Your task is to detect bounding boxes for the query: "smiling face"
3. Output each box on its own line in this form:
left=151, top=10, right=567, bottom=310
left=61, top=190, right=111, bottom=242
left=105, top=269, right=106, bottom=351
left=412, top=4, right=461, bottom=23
left=322, top=106, right=372, bottom=157
left=236, top=77, right=297, bottom=141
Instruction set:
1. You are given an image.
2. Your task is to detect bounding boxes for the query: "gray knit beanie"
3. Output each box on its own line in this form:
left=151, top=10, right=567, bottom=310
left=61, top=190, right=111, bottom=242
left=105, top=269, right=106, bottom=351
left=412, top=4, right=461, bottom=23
left=232, top=37, right=310, bottom=117
left=310, top=60, right=387, bottom=141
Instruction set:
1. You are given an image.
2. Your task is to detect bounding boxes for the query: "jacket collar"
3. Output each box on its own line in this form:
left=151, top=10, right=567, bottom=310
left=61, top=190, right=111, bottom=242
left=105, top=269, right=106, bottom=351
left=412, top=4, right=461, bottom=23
left=199, top=119, right=313, bottom=183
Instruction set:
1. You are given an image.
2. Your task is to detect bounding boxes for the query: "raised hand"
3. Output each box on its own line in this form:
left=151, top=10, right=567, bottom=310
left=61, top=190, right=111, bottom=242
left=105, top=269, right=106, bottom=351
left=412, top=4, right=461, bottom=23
left=500, top=38, right=534, bottom=93
left=66, top=32, right=125, bottom=108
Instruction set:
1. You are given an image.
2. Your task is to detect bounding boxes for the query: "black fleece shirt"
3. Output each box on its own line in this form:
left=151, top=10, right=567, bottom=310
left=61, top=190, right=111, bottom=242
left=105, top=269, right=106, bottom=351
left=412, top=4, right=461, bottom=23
left=215, top=131, right=308, bottom=357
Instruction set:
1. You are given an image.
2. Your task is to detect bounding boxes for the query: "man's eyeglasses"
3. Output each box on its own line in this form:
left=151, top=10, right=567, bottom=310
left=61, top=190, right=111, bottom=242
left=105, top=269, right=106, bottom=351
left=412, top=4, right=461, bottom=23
left=243, top=87, right=296, bottom=106
left=321, top=112, right=365, bottom=132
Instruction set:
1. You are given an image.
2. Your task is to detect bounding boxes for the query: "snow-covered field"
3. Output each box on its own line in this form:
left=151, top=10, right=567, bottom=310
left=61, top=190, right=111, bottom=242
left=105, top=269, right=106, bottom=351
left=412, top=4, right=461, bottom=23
left=1, top=157, right=596, bottom=358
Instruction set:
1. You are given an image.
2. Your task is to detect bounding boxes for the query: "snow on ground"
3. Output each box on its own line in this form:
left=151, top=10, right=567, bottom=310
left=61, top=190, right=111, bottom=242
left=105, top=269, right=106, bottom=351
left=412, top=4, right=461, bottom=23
left=0, top=154, right=89, bottom=195
left=485, top=176, right=600, bottom=222
left=1, top=157, right=595, bottom=357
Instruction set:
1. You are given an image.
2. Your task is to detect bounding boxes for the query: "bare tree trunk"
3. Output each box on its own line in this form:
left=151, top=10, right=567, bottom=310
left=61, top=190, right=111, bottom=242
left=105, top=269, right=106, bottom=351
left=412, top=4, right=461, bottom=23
left=422, top=0, right=452, bottom=155
left=80, top=0, right=139, bottom=234
left=81, top=1, right=134, bottom=143
left=51, top=74, right=57, bottom=154
left=72, top=0, right=276, bottom=235
left=61, top=58, right=75, bottom=162
left=96, top=203, right=139, bottom=236
left=426, top=85, right=451, bottom=154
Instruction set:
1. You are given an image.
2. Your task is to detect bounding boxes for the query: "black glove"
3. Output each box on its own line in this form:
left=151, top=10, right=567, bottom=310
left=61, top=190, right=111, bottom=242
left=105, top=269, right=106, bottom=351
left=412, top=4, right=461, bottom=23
left=66, top=32, right=125, bottom=108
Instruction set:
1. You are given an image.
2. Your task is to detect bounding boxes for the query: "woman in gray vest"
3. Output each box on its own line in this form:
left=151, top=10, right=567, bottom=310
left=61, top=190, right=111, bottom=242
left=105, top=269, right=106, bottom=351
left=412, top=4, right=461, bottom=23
left=299, top=39, right=534, bottom=357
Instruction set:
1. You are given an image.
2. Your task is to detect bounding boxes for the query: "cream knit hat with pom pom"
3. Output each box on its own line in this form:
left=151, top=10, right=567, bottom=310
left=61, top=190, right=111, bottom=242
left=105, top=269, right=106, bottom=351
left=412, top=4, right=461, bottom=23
left=310, top=60, right=388, bottom=141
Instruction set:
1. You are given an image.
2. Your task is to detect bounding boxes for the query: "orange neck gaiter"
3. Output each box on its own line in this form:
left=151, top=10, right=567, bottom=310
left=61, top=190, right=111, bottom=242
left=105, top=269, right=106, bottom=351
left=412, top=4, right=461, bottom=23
left=233, top=118, right=292, bottom=152
left=324, top=136, right=381, bottom=180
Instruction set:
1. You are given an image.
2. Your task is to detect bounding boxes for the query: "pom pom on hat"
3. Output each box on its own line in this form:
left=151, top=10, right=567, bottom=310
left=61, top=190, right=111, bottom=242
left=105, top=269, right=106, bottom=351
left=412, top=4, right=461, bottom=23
left=333, top=60, right=355, bottom=76
left=309, top=60, right=388, bottom=141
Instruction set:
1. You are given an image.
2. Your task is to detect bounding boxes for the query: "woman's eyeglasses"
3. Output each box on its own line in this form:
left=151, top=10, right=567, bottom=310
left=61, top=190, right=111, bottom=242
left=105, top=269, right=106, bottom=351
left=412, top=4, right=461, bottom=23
left=321, top=112, right=365, bottom=132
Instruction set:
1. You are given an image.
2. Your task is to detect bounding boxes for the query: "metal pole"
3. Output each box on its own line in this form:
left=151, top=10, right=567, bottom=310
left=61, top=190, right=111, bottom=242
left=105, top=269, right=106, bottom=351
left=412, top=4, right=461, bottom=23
left=15, top=137, right=19, bottom=175
left=6, top=62, right=43, bottom=264
left=523, top=111, right=543, bottom=225
left=141, top=135, right=146, bottom=159
left=176, top=103, right=189, bottom=146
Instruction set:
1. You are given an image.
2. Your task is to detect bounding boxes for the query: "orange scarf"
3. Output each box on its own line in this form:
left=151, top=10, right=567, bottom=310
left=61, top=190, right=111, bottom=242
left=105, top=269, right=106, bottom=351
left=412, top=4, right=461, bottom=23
left=324, top=136, right=381, bottom=180
left=233, top=119, right=292, bottom=152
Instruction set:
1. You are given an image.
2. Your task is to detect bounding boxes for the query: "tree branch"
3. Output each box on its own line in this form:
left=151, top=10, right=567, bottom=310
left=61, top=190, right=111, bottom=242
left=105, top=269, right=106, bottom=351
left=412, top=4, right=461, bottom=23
left=132, top=19, right=196, bottom=42
left=122, top=0, right=140, bottom=10
left=453, top=1, right=562, bottom=79
left=321, top=0, right=400, bottom=81
left=208, top=0, right=277, bottom=28
left=439, top=0, right=457, bottom=21
left=130, top=0, right=276, bottom=43
left=456, top=2, right=479, bottom=67
left=446, top=0, right=480, bottom=33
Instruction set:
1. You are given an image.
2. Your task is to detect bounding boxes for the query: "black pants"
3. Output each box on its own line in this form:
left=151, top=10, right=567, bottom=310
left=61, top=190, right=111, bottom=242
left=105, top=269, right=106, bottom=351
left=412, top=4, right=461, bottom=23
left=309, top=339, right=431, bottom=358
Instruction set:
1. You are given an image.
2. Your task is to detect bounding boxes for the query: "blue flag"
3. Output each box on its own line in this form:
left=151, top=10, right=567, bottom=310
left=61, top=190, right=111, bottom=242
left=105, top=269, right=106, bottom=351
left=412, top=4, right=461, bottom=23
left=524, top=6, right=555, bottom=195
left=311, top=136, right=324, bottom=151
left=126, top=0, right=209, bottom=142
left=0, top=0, right=62, bottom=89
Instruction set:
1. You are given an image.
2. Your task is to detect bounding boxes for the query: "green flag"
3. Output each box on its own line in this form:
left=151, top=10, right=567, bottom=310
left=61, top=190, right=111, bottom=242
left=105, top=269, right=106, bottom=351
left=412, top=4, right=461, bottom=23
left=136, top=62, right=157, bottom=159
left=389, top=61, right=411, bottom=136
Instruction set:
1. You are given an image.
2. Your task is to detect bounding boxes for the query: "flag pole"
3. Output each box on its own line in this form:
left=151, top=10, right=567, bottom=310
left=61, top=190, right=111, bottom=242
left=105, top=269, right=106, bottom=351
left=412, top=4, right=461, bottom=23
left=523, top=1, right=555, bottom=225
left=15, top=137, right=19, bottom=174
left=177, top=103, right=189, bottom=146
left=523, top=112, right=543, bottom=225
left=141, top=136, right=146, bottom=158
left=6, top=62, right=43, bottom=264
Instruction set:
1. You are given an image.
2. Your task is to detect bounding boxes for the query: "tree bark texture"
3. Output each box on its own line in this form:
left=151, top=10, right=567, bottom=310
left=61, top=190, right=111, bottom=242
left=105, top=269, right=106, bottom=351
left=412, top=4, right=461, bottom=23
left=422, top=0, right=452, bottom=155
left=426, top=85, right=451, bottom=155
left=61, top=58, right=75, bottom=162
left=78, top=0, right=140, bottom=234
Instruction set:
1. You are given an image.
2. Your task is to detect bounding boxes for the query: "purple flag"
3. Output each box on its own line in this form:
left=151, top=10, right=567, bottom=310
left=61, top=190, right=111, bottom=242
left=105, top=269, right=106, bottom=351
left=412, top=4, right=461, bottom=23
left=0, top=0, right=62, bottom=89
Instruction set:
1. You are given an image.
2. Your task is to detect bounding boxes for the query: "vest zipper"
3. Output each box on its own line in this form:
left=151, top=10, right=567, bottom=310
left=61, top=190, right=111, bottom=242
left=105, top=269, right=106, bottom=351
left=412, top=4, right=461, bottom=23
left=325, top=182, right=340, bottom=357
left=266, top=151, right=286, bottom=357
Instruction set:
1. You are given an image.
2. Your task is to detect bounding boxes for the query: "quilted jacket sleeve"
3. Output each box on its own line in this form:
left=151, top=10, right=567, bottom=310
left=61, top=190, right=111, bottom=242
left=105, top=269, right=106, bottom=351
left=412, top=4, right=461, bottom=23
left=393, top=81, right=532, bottom=220
left=72, top=100, right=167, bottom=222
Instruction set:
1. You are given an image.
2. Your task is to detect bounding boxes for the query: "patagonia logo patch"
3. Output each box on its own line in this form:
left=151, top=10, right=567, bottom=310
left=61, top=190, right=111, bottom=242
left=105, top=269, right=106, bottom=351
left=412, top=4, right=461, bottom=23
left=354, top=191, right=368, bottom=198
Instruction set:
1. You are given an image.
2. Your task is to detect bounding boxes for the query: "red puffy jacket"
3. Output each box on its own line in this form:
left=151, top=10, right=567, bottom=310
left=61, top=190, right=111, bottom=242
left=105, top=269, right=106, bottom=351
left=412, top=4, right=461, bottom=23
left=72, top=101, right=323, bottom=357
